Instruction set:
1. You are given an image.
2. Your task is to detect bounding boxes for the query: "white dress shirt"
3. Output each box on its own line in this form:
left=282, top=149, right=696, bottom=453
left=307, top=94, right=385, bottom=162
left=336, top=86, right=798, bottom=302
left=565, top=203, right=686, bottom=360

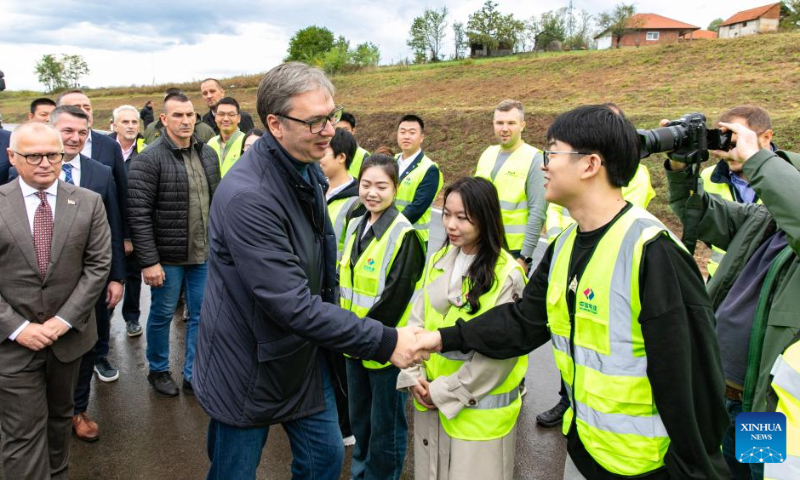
left=80, top=131, right=93, bottom=158
left=9, top=178, right=72, bottom=341
left=59, top=156, right=82, bottom=186
left=398, top=149, right=421, bottom=176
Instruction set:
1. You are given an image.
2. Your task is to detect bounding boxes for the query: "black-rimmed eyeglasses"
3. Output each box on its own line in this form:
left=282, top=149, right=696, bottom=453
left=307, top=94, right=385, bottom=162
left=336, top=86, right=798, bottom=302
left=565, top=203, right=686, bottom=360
left=13, top=151, right=65, bottom=165
left=277, top=106, right=344, bottom=134
left=542, top=150, right=593, bottom=167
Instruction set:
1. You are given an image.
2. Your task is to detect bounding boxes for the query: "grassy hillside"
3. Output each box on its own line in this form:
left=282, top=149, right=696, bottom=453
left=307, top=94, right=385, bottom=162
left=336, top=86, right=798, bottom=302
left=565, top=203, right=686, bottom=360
left=3, top=31, right=800, bottom=266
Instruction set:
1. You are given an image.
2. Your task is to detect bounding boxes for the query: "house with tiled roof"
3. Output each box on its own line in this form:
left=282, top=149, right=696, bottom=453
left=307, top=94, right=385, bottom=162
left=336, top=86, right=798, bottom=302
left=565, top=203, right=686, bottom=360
left=718, top=3, right=781, bottom=38
left=688, top=29, right=718, bottom=40
left=595, top=13, right=700, bottom=49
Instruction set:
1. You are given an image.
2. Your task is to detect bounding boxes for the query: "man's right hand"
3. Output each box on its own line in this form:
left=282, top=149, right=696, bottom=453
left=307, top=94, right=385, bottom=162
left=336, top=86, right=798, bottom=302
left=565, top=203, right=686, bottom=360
left=390, top=326, right=429, bottom=369
left=15, top=323, right=59, bottom=351
left=143, top=263, right=166, bottom=287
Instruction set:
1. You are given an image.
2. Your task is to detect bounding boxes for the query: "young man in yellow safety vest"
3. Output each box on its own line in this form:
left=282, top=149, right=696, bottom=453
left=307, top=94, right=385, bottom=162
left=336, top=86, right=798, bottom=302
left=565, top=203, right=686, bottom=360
left=208, top=97, right=245, bottom=178
left=337, top=111, right=370, bottom=178
left=394, top=114, right=443, bottom=246
left=475, top=99, right=546, bottom=276
left=418, top=105, right=729, bottom=479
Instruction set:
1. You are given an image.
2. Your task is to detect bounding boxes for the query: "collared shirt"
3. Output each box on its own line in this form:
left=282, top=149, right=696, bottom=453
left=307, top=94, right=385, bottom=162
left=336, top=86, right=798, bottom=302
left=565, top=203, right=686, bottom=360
left=730, top=172, right=757, bottom=204
left=117, top=137, right=135, bottom=161
left=80, top=131, right=93, bottom=158
left=398, top=149, right=421, bottom=176
left=180, top=146, right=210, bottom=264
left=326, top=175, right=354, bottom=201
left=10, top=178, right=71, bottom=340
left=59, top=156, right=82, bottom=186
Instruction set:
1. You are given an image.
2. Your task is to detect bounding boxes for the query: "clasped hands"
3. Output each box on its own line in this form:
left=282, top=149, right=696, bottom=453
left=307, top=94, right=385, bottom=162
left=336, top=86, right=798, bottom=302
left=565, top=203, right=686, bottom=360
left=389, top=326, right=443, bottom=369
left=15, top=318, right=70, bottom=351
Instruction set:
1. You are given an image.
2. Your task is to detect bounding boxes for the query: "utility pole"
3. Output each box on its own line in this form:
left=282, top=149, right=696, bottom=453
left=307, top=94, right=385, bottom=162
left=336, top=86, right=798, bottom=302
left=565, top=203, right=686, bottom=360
left=567, top=0, right=575, bottom=37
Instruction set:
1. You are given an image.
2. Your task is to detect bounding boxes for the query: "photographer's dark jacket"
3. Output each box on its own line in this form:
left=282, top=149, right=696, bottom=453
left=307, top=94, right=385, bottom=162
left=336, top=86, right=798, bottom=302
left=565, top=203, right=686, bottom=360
left=193, top=131, right=397, bottom=428
left=667, top=149, right=800, bottom=413
left=126, top=134, right=220, bottom=267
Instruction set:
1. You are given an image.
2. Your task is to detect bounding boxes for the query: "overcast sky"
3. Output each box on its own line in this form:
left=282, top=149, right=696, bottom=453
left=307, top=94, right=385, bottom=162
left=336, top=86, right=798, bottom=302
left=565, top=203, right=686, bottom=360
left=0, top=0, right=768, bottom=91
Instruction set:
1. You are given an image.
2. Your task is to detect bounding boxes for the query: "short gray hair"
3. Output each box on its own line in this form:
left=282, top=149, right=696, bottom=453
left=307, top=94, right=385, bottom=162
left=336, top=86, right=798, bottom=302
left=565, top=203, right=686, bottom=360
left=256, top=62, right=335, bottom=126
left=49, top=105, right=90, bottom=127
left=10, top=122, right=63, bottom=151
left=496, top=99, right=524, bottom=117
left=113, top=105, right=139, bottom=123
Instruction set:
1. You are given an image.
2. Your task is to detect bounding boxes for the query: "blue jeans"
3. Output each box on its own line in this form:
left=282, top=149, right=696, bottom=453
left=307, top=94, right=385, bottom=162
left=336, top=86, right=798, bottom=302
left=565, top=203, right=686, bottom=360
left=206, top=363, right=344, bottom=480
left=146, top=262, right=207, bottom=381
left=723, top=399, right=764, bottom=480
left=346, top=359, right=408, bottom=480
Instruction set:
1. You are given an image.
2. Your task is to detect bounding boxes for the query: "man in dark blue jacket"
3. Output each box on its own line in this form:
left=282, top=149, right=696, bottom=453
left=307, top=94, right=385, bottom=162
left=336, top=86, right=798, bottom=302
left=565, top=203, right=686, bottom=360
left=194, top=62, right=427, bottom=480
left=0, top=129, right=9, bottom=185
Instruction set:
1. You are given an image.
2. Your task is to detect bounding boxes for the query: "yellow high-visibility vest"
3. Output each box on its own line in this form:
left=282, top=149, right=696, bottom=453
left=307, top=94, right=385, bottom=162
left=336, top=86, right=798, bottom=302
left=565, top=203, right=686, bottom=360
left=339, top=213, right=421, bottom=369
left=545, top=164, right=656, bottom=243
left=475, top=143, right=539, bottom=251
left=764, top=339, right=800, bottom=479
left=419, top=246, right=528, bottom=440
left=547, top=206, right=686, bottom=476
left=208, top=131, right=245, bottom=177
left=328, top=196, right=359, bottom=262
left=348, top=146, right=370, bottom=178
left=395, top=153, right=443, bottom=244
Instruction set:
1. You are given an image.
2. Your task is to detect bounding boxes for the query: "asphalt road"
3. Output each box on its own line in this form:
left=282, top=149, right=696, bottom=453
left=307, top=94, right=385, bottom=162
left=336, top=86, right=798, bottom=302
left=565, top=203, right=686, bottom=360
left=1, top=211, right=566, bottom=480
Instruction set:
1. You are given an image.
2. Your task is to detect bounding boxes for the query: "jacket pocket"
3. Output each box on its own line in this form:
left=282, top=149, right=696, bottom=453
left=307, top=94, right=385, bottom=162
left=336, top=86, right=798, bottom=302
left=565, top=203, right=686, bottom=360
left=252, top=335, right=314, bottom=402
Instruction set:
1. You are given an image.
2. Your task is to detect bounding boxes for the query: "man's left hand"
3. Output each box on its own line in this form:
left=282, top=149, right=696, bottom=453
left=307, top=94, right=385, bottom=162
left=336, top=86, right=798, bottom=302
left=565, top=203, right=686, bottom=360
left=42, top=317, right=70, bottom=338
left=124, top=240, right=134, bottom=256
left=716, top=122, right=760, bottom=165
left=107, top=281, right=124, bottom=309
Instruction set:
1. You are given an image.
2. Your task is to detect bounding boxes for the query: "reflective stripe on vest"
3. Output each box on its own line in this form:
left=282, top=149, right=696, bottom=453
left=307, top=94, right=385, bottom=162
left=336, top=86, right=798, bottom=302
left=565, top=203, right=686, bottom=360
left=209, top=131, right=245, bottom=177
left=420, top=246, right=528, bottom=440
left=348, top=146, right=370, bottom=178
left=545, top=164, right=655, bottom=244
left=339, top=213, right=420, bottom=369
left=765, top=344, right=800, bottom=480
left=395, top=154, right=443, bottom=243
left=328, top=196, right=359, bottom=262
left=475, top=144, right=539, bottom=251
left=546, top=206, right=686, bottom=476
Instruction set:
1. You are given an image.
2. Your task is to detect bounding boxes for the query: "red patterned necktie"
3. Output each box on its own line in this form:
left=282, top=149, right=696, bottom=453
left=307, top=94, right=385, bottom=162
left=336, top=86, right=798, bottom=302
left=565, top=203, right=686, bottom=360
left=33, top=191, right=53, bottom=277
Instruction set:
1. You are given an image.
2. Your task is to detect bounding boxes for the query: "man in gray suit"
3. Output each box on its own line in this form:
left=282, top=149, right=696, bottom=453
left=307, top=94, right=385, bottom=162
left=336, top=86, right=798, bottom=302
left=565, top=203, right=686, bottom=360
left=0, top=122, right=111, bottom=479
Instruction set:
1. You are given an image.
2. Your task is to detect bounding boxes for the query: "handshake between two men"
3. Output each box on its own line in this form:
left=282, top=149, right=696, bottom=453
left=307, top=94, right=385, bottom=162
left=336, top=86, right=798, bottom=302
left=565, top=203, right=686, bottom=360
left=389, top=327, right=445, bottom=369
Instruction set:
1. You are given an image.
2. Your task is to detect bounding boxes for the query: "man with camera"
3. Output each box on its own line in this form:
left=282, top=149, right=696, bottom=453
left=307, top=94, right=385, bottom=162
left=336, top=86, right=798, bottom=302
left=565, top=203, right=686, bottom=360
left=413, top=105, right=729, bottom=479
left=664, top=117, right=800, bottom=480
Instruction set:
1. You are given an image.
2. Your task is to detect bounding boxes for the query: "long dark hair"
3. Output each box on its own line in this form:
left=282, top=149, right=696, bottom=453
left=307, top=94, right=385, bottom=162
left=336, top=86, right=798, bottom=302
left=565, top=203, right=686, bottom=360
left=442, top=177, right=507, bottom=314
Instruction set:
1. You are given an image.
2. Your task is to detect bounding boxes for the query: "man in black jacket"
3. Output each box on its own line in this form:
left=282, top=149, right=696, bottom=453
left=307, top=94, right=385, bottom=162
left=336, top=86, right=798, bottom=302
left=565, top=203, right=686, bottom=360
left=127, top=92, right=220, bottom=398
left=194, top=62, right=426, bottom=480
left=200, top=78, right=255, bottom=134
left=139, top=100, right=155, bottom=128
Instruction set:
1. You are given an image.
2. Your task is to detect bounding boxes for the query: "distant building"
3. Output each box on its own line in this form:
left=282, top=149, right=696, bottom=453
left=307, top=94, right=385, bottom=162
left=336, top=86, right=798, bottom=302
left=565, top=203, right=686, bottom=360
left=718, top=2, right=781, bottom=38
left=688, top=29, right=719, bottom=40
left=470, top=42, right=513, bottom=58
left=594, top=13, right=700, bottom=49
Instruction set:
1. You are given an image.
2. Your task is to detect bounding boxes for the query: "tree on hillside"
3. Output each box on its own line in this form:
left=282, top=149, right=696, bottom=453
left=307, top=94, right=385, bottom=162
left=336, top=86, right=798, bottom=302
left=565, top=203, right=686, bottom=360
left=564, top=9, right=594, bottom=50
left=453, top=21, right=468, bottom=59
left=34, top=53, right=90, bottom=92
left=598, top=3, right=640, bottom=48
left=286, top=26, right=335, bottom=62
left=780, top=1, right=800, bottom=30
left=467, top=0, right=524, bottom=55
left=536, top=9, right=567, bottom=50
left=352, top=42, right=381, bottom=67
left=707, top=18, right=723, bottom=32
left=407, top=7, right=449, bottom=63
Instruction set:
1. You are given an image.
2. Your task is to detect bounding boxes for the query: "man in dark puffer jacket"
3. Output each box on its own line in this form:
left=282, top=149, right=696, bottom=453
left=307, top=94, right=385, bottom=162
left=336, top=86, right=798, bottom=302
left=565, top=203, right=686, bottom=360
left=127, top=92, right=220, bottom=397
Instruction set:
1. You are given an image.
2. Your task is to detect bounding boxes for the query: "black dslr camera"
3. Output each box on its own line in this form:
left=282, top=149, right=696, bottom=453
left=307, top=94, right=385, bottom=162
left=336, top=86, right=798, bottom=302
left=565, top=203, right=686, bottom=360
left=637, top=113, right=732, bottom=163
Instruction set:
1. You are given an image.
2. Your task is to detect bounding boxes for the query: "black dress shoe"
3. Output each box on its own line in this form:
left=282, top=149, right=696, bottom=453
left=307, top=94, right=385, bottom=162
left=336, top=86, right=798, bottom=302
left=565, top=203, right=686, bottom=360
left=536, top=399, right=569, bottom=427
left=147, top=371, right=179, bottom=397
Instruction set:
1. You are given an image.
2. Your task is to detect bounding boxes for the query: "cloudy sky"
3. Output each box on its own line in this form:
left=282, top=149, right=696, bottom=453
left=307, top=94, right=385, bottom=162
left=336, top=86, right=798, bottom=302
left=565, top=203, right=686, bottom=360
left=0, top=0, right=767, bottom=91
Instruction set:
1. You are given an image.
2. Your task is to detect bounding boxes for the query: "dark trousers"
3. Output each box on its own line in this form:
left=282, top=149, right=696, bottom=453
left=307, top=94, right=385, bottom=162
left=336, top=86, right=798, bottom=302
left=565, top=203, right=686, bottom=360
left=122, top=254, right=142, bottom=324
left=346, top=359, right=408, bottom=480
left=0, top=348, right=81, bottom=480
left=73, top=295, right=111, bottom=414
left=330, top=352, right=353, bottom=438
left=723, top=399, right=765, bottom=480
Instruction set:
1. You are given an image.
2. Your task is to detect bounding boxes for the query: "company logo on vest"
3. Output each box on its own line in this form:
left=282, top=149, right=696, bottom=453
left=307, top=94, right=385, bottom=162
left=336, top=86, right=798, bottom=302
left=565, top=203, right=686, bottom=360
left=578, top=288, right=597, bottom=314
left=735, top=412, right=787, bottom=464
left=363, top=258, right=376, bottom=273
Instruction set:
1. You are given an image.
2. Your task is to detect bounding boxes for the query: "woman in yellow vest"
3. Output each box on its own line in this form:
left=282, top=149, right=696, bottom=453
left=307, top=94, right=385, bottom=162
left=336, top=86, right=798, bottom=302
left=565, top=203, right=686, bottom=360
left=339, top=154, right=426, bottom=480
left=397, top=176, right=527, bottom=480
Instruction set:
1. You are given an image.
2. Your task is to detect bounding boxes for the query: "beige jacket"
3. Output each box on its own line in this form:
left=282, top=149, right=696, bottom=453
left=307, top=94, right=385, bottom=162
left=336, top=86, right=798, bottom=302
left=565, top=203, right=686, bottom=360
left=397, top=246, right=525, bottom=419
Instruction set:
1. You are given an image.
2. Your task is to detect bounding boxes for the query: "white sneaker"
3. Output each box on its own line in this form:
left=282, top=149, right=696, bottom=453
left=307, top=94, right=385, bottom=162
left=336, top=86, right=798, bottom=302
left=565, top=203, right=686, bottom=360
left=343, top=435, right=356, bottom=447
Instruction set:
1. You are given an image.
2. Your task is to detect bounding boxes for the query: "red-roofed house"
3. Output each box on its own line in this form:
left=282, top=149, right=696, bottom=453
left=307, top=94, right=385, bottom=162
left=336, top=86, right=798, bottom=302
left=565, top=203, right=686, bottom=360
left=595, top=13, right=700, bottom=49
left=718, top=3, right=781, bottom=38
left=687, top=29, right=719, bottom=40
